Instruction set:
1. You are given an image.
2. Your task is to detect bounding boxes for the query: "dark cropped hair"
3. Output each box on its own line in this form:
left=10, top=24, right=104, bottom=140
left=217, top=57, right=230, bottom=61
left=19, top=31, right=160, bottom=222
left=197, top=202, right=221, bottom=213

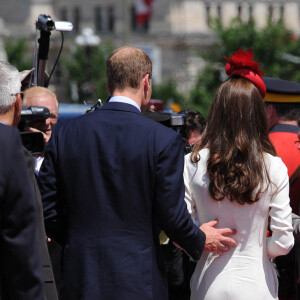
left=192, top=77, right=276, bottom=205
left=106, top=46, right=152, bottom=94
left=180, top=109, right=206, bottom=140
left=267, top=102, right=300, bottom=121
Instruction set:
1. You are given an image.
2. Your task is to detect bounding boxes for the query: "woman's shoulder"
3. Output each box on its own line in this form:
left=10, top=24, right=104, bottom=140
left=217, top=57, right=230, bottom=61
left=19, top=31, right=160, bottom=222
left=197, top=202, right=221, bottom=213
left=184, top=148, right=209, bottom=164
left=264, top=152, right=288, bottom=179
left=264, top=153, right=287, bottom=170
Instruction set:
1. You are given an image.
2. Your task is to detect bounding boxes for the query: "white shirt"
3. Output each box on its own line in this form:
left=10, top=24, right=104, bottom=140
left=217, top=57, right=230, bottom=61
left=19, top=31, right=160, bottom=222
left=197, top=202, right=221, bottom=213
left=34, top=156, right=44, bottom=176
left=109, top=96, right=141, bottom=112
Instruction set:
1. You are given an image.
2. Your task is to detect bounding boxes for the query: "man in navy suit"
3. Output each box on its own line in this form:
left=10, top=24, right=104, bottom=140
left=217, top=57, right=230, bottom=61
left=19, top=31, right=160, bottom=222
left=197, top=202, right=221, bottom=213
left=39, top=46, right=236, bottom=299
left=0, top=61, right=44, bottom=299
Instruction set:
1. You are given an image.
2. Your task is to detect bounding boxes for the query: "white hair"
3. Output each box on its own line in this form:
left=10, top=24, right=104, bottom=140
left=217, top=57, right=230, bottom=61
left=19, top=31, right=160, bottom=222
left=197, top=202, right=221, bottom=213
left=0, top=61, right=21, bottom=113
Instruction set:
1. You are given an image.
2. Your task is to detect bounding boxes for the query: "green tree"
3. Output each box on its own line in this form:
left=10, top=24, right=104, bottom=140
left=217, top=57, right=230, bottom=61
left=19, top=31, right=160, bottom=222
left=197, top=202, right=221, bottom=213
left=190, top=19, right=300, bottom=114
left=4, top=37, right=32, bottom=71
left=151, top=79, right=186, bottom=107
left=62, top=43, right=114, bottom=103
left=189, top=65, right=220, bottom=117
left=214, top=18, right=300, bottom=79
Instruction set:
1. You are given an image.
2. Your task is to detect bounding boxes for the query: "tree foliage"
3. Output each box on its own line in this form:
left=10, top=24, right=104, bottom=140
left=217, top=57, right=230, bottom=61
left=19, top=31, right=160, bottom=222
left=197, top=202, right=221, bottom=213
left=214, top=18, right=300, bottom=79
left=190, top=19, right=300, bottom=115
left=4, top=37, right=32, bottom=71
left=151, top=79, right=186, bottom=105
left=62, top=43, right=114, bottom=103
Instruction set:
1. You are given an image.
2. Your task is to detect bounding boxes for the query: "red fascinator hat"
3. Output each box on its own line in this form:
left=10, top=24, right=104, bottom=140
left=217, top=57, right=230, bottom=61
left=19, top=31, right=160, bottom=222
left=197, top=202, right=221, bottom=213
left=224, top=48, right=266, bottom=98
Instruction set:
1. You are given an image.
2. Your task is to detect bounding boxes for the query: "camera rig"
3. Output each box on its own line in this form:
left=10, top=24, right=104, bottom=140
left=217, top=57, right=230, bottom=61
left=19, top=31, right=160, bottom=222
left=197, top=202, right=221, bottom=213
left=19, top=14, right=73, bottom=154
left=33, top=14, right=73, bottom=87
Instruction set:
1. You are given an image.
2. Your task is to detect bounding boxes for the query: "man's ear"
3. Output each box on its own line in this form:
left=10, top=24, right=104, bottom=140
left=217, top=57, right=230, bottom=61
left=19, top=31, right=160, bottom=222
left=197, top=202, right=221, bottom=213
left=15, top=94, right=22, bottom=112
left=12, top=94, right=22, bottom=127
left=266, top=104, right=278, bottom=130
left=144, top=74, right=150, bottom=91
left=266, top=104, right=276, bottom=119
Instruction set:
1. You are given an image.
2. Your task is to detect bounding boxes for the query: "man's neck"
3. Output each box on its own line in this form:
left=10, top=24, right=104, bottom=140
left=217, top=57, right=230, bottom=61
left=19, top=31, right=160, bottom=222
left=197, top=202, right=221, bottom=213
left=278, top=120, right=298, bottom=126
left=0, top=114, right=13, bottom=126
left=112, top=89, right=142, bottom=109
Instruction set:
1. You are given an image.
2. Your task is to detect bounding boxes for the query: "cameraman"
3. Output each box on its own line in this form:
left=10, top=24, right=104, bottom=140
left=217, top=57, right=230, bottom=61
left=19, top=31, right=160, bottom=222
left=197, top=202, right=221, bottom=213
left=22, top=85, right=61, bottom=296
left=23, top=86, right=59, bottom=157
left=180, top=109, right=206, bottom=150
left=20, top=75, right=59, bottom=299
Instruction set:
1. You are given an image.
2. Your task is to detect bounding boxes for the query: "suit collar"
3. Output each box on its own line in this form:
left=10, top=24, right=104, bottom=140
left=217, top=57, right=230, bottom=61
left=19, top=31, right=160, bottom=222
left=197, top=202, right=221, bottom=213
left=270, top=123, right=298, bottom=133
left=109, top=96, right=141, bottom=112
left=99, top=101, right=142, bottom=114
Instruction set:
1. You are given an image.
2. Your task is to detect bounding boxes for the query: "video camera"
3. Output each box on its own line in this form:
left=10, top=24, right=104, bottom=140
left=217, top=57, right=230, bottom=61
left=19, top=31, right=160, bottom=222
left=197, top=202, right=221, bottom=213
left=163, top=113, right=192, bottom=154
left=36, top=14, right=73, bottom=32
left=18, top=106, right=50, bottom=155
left=143, top=110, right=192, bottom=154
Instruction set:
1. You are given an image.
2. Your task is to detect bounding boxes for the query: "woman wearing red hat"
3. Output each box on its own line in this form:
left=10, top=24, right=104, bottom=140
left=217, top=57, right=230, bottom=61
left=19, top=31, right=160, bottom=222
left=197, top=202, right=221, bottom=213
left=184, top=48, right=294, bottom=299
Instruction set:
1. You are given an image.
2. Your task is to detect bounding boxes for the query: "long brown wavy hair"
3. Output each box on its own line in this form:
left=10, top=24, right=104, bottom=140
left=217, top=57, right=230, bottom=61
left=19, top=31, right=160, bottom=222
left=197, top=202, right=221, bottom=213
left=191, top=77, right=276, bottom=205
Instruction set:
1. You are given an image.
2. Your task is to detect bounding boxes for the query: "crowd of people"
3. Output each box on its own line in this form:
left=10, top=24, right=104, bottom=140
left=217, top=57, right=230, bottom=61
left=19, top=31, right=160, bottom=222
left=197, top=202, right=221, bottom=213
left=0, top=45, right=300, bottom=300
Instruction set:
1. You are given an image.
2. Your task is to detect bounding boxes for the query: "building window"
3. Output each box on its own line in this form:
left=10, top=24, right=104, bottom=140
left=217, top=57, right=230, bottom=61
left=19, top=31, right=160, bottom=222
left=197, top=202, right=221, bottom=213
left=206, top=4, right=211, bottom=26
left=73, top=7, right=80, bottom=33
left=108, top=6, right=115, bottom=32
left=95, top=7, right=103, bottom=32
left=248, top=4, right=253, bottom=22
left=60, top=7, right=68, bottom=21
left=131, top=5, right=137, bottom=31
left=94, top=6, right=114, bottom=33
left=217, top=4, right=222, bottom=21
left=237, top=3, right=242, bottom=20
left=268, top=5, right=273, bottom=21
left=280, top=5, right=284, bottom=20
left=249, top=5, right=253, bottom=19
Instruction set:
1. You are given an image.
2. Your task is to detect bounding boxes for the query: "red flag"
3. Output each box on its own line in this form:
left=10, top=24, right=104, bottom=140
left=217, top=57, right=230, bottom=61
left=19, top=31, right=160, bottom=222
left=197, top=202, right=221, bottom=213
left=135, top=0, right=154, bottom=25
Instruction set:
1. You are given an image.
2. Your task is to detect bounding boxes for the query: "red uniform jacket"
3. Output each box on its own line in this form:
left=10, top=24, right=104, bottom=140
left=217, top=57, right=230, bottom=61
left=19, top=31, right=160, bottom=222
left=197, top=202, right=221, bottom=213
left=269, top=124, right=300, bottom=214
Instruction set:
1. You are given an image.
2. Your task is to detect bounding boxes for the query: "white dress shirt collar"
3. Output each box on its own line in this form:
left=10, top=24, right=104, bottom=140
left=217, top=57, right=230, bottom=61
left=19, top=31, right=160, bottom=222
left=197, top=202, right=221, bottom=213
left=109, top=96, right=141, bottom=112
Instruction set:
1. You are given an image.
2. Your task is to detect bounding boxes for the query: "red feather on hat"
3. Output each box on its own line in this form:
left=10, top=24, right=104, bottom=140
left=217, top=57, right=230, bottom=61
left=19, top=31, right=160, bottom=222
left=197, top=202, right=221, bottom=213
left=224, top=48, right=266, bottom=98
left=224, top=48, right=265, bottom=76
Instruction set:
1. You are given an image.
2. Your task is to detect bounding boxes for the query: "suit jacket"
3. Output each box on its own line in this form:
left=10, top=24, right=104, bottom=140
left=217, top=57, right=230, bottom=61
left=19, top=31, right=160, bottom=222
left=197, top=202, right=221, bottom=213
left=38, top=102, right=206, bottom=300
left=0, top=123, right=44, bottom=300
left=23, top=148, right=58, bottom=300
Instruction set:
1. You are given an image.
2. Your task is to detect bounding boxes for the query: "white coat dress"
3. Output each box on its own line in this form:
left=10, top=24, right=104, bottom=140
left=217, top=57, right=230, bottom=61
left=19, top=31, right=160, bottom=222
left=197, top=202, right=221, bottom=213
left=184, top=149, right=294, bottom=300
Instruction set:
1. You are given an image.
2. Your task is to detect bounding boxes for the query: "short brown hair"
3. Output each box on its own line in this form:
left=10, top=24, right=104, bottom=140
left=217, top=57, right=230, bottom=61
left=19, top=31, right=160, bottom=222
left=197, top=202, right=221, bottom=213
left=106, top=46, right=152, bottom=94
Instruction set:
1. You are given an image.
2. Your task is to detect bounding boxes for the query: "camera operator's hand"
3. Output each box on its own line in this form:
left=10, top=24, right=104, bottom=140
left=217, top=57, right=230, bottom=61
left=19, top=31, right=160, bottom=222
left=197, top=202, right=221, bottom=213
left=200, top=220, right=237, bottom=256
left=25, top=124, right=51, bottom=148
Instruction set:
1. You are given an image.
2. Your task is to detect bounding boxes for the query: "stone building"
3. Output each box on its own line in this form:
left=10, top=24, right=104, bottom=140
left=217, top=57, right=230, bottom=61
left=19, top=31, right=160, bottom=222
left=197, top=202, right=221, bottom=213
left=1, top=0, right=300, bottom=99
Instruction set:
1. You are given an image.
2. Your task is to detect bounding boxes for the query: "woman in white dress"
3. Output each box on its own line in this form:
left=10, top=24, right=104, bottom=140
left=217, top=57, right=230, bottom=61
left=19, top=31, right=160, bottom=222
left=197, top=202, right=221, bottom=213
left=184, top=48, right=294, bottom=300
